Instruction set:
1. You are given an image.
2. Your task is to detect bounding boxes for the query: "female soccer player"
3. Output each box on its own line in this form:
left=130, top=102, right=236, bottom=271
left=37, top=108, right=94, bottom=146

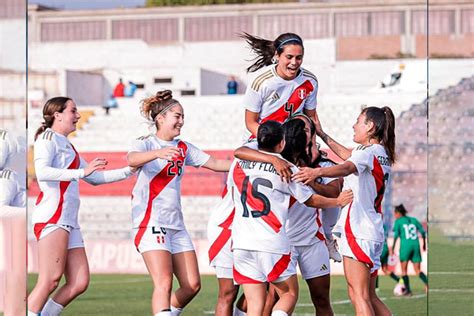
left=241, top=32, right=322, bottom=141
left=28, top=97, right=135, bottom=316
left=235, top=115, right=340, bottom=315
left=127, top=90, right=231, bottom=316
left=293, top=106, right=396, bottom=316
left=391, top=204, right=427, bottom=295
left=231, top=120, right=352, bottom=316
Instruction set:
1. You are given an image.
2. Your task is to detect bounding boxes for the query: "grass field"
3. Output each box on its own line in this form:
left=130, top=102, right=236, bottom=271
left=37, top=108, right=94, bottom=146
left=28, top=272, right=427, bottom=315
left=428, top=228, right=474, bottom=316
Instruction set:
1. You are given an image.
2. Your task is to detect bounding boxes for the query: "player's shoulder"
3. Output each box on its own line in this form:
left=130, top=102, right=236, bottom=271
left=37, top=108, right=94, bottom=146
left=249, top=65, right=276, bottom=92
left=354, top=144, right=373, bottom=151
left=136, top=134, right=154, bottom=141
left=0, top=129, right=8, bottom=141
left=38, top=129, right=56, bottom=142
left=0, top=168, right=16, bottom=180
left=300, top=68, right=318, bottom=83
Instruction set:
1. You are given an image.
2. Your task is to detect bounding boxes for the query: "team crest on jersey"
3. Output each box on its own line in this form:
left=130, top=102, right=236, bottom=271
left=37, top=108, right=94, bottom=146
left=298, top=89, right=307, bottom=100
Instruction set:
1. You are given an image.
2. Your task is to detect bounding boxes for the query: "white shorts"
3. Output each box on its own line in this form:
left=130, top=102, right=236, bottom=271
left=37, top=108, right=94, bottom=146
left=233, top=249, right=295, bottom=284
left=215, top=266, right=234, bottom=279
left=208, top=225, right=233, bottom=269
left=133, top=226, right=194, bottom=254
left=337, top=234, right=382, bottom=275
left=291, top=241, right=330, bottom=280
left=37, top=224, right=84, bottom=249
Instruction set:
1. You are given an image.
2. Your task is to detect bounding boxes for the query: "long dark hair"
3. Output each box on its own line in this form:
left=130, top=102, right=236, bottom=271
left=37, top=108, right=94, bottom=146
left=362, top=106, right=396, bottom=164
left=34, top=97, right=71, bottom=140
left=281, top=119, right=310, bottom=166
left=141, top=90, right=180, bottom=130
left=240, top=32, right=304, bottom=73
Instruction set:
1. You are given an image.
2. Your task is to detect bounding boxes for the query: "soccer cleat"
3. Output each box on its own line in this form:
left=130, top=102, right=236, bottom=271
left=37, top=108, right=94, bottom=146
left=326, top=239, right=342, bottom=262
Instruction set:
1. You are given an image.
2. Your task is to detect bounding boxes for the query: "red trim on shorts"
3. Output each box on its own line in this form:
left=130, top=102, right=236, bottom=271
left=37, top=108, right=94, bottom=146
left=344, top=202, right=374, bottom=268
left=232, top=163, right=282, bottom=233
left=134, top=141, right=188, bottom=249
left=371, top=270, right=378, bottom=277
left=249, top=80, right=315, bottom=139
left=233, top=267, right=262, bottom=284
left=267, top=253, right=292, bottom=282
left=34, top=145, right=80, bottom=240
left=208, top=208, right=235, bottom=263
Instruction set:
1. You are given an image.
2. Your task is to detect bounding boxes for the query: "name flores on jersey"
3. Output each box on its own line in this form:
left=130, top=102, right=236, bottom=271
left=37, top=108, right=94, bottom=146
left=238, top=160, right=278, bottom=176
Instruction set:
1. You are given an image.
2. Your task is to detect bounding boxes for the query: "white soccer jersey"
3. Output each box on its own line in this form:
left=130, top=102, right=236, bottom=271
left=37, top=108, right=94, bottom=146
left=286, top=160, right=337, bottom=246
left=333, top=144, right=391, bottom=242
left=230, top=153, right=314, bottom=255
left=0, top=169, right=25, bottom=207
left=0, top=129, right=26, bottom=188
left=130, top=134, right=210, bottom=234
left=243, top=65, right=318, bottom=138
left=32, top=128, right=132, bottom=238
left=207, top=142, right=258, bottom=267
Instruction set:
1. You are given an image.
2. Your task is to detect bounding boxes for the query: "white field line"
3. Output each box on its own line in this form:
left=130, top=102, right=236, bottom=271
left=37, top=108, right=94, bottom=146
left=430, top=271, right=474, bottom=275
left=430, top=289, right=474, bottom=293
left=203, top=295, right=426, bottom=314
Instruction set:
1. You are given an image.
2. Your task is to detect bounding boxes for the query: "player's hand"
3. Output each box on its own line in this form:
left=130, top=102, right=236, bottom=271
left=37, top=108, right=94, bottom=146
left=130, top=166, right=139, bottom=173
left=155, top=147, right=181, bottom=161
left=271, top=156, right=292, bottom=183
left=336, top=189, right=353, bottom=207
left=84, top=158, right=108, bottom=176
left=292, top=167, right=319, bottom=185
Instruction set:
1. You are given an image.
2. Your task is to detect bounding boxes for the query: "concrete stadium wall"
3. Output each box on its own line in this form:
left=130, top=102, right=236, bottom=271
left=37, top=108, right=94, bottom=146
left=0, top=19, right=26, bottom=71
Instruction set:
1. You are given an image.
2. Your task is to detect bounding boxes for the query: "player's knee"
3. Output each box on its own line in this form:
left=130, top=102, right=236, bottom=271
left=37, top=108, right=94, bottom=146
left=188, top=280, right=201, bottom=295
left=218, top=285, right=238, bottom=303
left=71, top=277, right=89, bottom=295
left=311, top=291, right=330, bottom=309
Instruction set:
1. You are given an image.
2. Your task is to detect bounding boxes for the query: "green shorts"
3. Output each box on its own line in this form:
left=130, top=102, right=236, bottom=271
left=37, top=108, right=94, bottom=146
left=380, top=242, right=389, bottom=265
left=399, top=243, right=422, bottom=263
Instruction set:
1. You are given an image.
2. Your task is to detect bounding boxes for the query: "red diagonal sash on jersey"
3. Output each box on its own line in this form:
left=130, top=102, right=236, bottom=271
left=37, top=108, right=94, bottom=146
left=34, top=145, right=81, bottom=240
left=134, top=141, right=188, bottom=249
left=344, top=202, right=374, bottom=268
left=372, top=157, right=384, bottom=214
left=233, top=163, right=282, bottom=233
left=315, top=209, right=326, bottom=241
left=249, top=80, right=315, bottom=138
left=208, top=206, right=235, bottom=263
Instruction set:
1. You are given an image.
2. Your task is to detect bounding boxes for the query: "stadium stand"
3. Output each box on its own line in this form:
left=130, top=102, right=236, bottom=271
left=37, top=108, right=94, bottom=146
left=428, top=76, right=474, bottom=239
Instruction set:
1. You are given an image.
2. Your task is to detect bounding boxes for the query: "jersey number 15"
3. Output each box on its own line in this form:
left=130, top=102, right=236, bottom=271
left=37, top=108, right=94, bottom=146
left=240, top=176, right=272, bottom=218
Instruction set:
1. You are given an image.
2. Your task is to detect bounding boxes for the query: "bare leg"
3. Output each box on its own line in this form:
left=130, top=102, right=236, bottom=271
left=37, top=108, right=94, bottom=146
left=369, top=274, right=391, bottom=316
left=4, top=216, right=26, bottom=316
left=171, top=250, right=201, bottom=308
left=242, top=283, right=267, bottom=316
left=28, top=229, right=69, bottom=313
left=215, top=278, right=239, bottom=316
left=142, top=250, right=173, bottom=314
left=52, top=247, right=90, bottom=306
left=343, top=257, right=375, bottom=316
left=272, top=275, right=299, bottom=315
left=306, top=274, right=333, bottom=316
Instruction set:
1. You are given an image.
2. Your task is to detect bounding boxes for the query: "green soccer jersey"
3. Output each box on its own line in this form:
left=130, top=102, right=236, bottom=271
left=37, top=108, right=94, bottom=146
left=393, top=216, right=425, bottom=246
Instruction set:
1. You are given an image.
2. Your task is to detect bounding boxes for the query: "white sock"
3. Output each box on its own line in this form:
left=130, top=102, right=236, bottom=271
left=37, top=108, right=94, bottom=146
left=27, top=311, right=39, bottom=316
left=271, top=310, right=288, bottom=316
left=41, top=298, right=64, bottom=316
left=154, top=312, right=172, bottom=316
left=170, top=306, right=183, bottom=316
left=233, top=307, right=246, bottom=316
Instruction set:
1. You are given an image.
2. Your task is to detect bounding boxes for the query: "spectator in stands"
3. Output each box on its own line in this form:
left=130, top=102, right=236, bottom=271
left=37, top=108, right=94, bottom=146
left=127, top=90, right=232, bottom=316
left=226, top=76, right=238, bottom=95
left=27, top=97, right=135, bottom=316
left=125, top=81, right=138, bottom=97
left=104, top=94, right=118, bottom=115
left=391, top=204, right=428, bottom=295
left=113, top=78, right=125, bottom=97
left=293, top=106, right=396, bottom=316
